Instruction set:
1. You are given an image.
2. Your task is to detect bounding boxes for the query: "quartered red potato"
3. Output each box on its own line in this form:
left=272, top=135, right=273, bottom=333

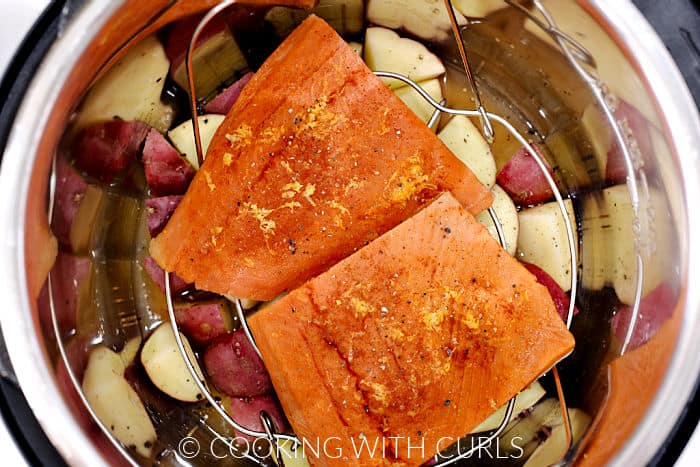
left=41, top=1, right=679, bottom=466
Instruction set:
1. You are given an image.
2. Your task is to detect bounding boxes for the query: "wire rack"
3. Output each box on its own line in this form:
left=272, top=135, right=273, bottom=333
left=47, top=0, right=647, bottom=465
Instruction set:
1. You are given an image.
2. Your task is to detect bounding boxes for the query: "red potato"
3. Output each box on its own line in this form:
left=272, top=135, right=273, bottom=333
left=229, top=395, right=289, bottom=442
left=523, top=262, right=578, bottom=322
left=142, top=129, right=196, bottom=196
left=39, top=253, right=91, bottom=336
left=142, top=255, right=191, bottom=295
left=145, top=195, right=183, bottom=237
left=611, top=282, right=676, bottom=351
left=497, top=145, right=555, bottom=207
left=203, top=330, right=272, bottom=397
left=606, top=100, right=653, bottom=184
left=174, top=300, right=234, bottom=346
left=52, top=156, right=88, bottom=247
left=203, top=72, right=254, bottom=114
left=73, top=120, right=150, bottom=183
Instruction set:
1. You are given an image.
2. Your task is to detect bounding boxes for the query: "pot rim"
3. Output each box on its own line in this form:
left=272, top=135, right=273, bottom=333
left=0, top=1, right=698, bottom=466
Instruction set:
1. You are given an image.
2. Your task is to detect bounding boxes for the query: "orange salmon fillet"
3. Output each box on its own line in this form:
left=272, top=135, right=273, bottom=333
left=248, top=192, right=575, bottom=467
left=149, top=16, right=492, bottom=301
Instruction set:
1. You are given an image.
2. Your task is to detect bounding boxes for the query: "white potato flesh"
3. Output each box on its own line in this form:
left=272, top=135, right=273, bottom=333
left=524, top=408, right=590, bottom=467
left=580, top=103, right=612, bottom=178
left=347, top=41, right=363, bottom=56
left=141, top=323, right=206, bottom=403
left=580, top=185, right=673, bottom=303
left=172, top=29, right=248, bottom=99
left=267, top=0, right=364, bottom=36
left=498, top=398, right=559, bottom=454
left=580, top=193, right=608, bottom=291
left=476, top=185, right=519, bottom=255
left=516, top=199, right=578, bottom=292
left=394, top=79, right=443, bottom=124
left=223, top=295, right=259, bottom=311
left=82, top=344, right=156, bottom=457
left=363, top=27, right=445, bottom=89
left=74, top=36, right=174, bottom=133
left=471, top=380, right=546, bottom=433
left=366, top=0, right=466, bottom=41
left=168, top=115, right=225, bottom=169
left=119, top=337, right=143, bottom=368
left=452, top=0, right=505, bottom=18
left=603, top=185, right=673, bottom=305
left=438, top=115, right=496, bottom=187
left=276, top=439, right=311, bottom=467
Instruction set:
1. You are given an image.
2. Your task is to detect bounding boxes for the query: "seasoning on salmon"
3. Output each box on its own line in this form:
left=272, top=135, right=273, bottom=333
left=149, top=15, right=493, bottom=301
left=248, top=192, right=575, bottom=467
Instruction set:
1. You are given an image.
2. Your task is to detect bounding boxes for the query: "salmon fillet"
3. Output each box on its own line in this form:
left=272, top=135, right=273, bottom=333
left=248, top=192, right=575, bottom=467
left=149, top=16, right=493, bottom=301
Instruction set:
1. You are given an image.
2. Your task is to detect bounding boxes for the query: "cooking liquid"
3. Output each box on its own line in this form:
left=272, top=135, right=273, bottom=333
left=48, top=3, right=679, bottom=465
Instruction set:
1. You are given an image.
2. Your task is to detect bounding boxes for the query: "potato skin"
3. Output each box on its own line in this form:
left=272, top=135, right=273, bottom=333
left=522, top=262, right=578, bottom=322
left=146, top=195, right=182, bottom=237
left=73, top=120, right=149, bottom=183
left=52, top=156, right=88, bottom=247
left=142, top=256, right=191, bottom=295
left=229, top=394, right=289, bottom=442
left=497, top=145, right=554, bottom=207
left=142, top=129, right=195, bottom=197
left=204, top=72, right=254, bottom=115
left=203, top=330, right=272, bottom=397
left=174, top=300, right=232, bottom=346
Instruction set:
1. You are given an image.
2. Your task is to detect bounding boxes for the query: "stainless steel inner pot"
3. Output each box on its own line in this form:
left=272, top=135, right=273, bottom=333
left=1, top=0, right=699, bottom=465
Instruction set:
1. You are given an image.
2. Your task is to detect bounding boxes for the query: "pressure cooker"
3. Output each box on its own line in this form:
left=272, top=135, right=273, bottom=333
left=1, top=0, right=700, bottom=466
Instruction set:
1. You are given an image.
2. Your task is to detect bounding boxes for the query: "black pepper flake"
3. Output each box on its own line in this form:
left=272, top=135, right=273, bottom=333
left=288, top=238, right=297, bottom=255
left=204, top=118, right=209, bottom=124
left=471, top=277, right=477, bottom=284
left=293, top=117, right=300, bottom=126
left=444, top=227, right=451, bottom=234
left=444, top=399, right=451, bottom=407
left=417, top=431, right=423, bottom=436
left=364, top=405, right=370, bottom=413
left=144, top=441, right=153, bottom=449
